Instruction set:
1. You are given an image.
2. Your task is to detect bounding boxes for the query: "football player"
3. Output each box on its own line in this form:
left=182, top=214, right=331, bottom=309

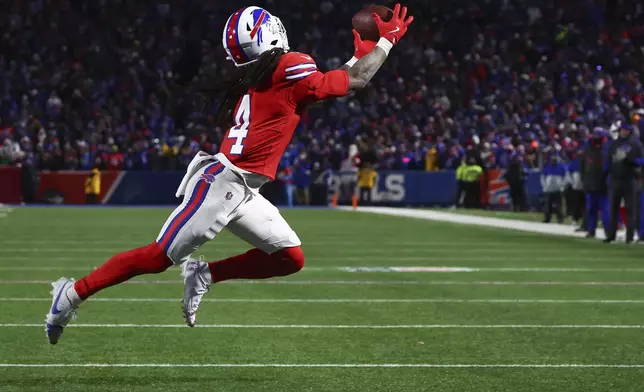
left=45, top=4, right=413, bottom=344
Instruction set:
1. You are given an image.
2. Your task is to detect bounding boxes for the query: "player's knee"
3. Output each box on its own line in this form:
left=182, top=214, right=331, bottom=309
left=135, top=243, right=173, bottom=274
left=276, top=246, right=305, bottom=273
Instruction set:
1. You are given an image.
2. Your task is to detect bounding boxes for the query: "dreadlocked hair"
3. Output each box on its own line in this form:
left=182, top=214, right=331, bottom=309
left=195, top=48, right=285, bottom=125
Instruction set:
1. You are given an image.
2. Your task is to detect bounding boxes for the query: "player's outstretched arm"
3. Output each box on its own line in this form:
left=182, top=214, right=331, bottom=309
left=346, top=45, right=388, bottom=90
left=340, top=30, right=376, bottom=72
left=346, top=4, right=413, bottom=91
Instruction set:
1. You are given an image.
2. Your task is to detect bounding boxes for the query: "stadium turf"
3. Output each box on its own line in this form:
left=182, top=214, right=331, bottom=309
left=0, top=207, right=643, bottom=391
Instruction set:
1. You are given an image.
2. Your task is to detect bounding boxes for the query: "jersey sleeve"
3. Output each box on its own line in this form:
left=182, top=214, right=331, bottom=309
left=277, top=52, right=349, bottom=105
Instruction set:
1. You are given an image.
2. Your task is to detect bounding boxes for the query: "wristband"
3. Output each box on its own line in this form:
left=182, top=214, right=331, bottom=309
left=376, top=37, right=393, bottom=56
left=345, top=56, right=359, bottom=67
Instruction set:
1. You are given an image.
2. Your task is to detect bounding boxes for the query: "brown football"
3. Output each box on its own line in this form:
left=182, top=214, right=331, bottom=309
left=352, top=5, right=393, bottom=42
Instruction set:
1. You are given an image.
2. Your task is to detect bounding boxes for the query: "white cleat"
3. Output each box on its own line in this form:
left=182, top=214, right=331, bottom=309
left=181, top=259, right=212, bottom=327
left=45, top=278, right=79, bottom=345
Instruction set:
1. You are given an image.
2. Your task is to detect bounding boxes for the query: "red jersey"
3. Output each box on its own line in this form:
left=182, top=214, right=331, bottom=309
left=218, top=52, right=349, bottom=180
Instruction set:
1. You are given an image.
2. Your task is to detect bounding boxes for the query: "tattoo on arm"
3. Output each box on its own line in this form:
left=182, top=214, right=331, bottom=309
left=346, top=47, right=387, bottom=91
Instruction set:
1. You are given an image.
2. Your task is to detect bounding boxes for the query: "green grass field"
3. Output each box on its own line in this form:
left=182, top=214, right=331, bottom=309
left=1, top=207, right=643, bottom=391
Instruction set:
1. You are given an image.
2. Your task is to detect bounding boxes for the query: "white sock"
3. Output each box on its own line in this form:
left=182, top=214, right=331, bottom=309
left=66, top=284, right=83, bottom=307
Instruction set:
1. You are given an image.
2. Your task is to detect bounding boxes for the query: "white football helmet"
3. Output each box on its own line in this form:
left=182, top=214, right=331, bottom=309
left=222, top=6, right=290, bottom=67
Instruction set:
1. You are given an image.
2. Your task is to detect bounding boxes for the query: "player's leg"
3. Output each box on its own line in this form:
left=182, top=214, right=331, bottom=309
left=182, top=193, right=303, bottom=326
left=554, top=191, right=564, bottom=223
left=605, top=188, right=621, bottom=242
left=45, top=237, right=176, bottom=344
left=543, top=192, right=552, bottom=223
left=45, top=162, right=241, bottom=343
left=624, top=185, right=636, bottom=242
left=599, top=194, right=610, bottom=237
left=586, top=193, right=598, bottom=237
left=639, top=192, right=644, bottom=241
left=220, top=193, right=303, bottom=275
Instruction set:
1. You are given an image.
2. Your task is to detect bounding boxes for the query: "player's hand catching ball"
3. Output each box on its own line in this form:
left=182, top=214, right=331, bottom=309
left=372, top=3, right=413, bottom=45
left=352, top=29, right=377, bottom=59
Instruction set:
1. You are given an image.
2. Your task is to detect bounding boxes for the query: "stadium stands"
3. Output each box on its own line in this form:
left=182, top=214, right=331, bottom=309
left=1, top=0, right=643, bottom=174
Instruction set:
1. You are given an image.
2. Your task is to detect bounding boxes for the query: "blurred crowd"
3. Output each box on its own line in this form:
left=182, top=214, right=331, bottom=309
left=1, top=0, right=644, bottom=179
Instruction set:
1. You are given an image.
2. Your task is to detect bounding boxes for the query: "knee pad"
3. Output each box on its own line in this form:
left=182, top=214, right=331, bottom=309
left=273, top=246, right=305, bottom=273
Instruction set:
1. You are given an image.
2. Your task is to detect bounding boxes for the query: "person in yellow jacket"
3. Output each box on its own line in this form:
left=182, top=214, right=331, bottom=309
left=456, top=157, right=483, bottom=208
left=425, top=147, right=438, bottom=172
left=85, top=167, right=101, bottom=204
left=356, top=163, right=377, bottom=205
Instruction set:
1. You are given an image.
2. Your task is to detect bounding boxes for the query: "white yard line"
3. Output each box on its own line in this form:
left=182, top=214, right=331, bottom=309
left=0, top=248, right=607, bottom=254
left=2, top=297, right=644, bottom=304
left=0, top=266, right=323, bottom=272
left=2, top=279, right=644, bottom=286
left=0, top=204, right=12, bottom=219
left=0, top=256, right=624, bottom=262
left=1, top=266, right=644, bottom=273
left=338, top=207, right=611, bottom=240
left=1, top=323, right=644, bottom=329
left=0, top=363, right=642, bottom=368
left=0, top=239, right=553, bottom=246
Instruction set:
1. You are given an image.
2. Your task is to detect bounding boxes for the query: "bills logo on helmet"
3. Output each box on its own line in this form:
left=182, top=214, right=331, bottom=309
left=222, top=7, right=289, bottom=67
left=250, top=9, right=268, bottom=45
left=200, top=173, right=216, bottom=184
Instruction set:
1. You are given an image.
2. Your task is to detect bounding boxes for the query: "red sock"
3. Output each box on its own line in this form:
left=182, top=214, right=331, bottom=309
left=74, top=242, right=173, bottom=300
left=208, top=246, right=304, bottom=283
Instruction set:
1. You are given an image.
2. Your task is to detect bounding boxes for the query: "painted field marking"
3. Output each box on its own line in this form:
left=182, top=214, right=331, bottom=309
left=1, top=297, right=644, bottom=304
left=0, top=266, right=325, bottom=272
left=1, top=256, right=628, bottom=262
left=2, top=266, right=644, bottom=273
left=0, top=363, right=643, bottom=369
left=0, top=204, right=12, bottom=218
left=1, top=239, right=553, bottom=246
left=2, top=323, right=644, bottom=329
left=339, top=267, right=644, bottom=273
left=2, top=280, right=644, bottom=286
left=0, top=248, right=615, bottom=255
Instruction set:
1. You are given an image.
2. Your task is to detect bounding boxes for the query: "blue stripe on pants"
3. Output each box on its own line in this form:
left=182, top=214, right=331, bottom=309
left=157, top=162, right=224, bottom=252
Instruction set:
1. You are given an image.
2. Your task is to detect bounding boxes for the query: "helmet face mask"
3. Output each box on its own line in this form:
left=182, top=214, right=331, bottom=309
left=223, top=7, right=290, bottom=68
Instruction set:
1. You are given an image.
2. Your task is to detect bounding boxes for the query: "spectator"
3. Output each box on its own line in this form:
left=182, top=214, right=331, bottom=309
left=357, top=162, right=377, bottom=206
left=85, top=167, right=101, bottom=204
left=580, top=129, right=610, bottom=238
left=506, top=153, right=528, bottom=212
left=604, top=124, right=643, bottom=243
left=293, top=152, right=312, bottom=206
left=456, top=156, right=483, bottom=209
left=541, top=155, right=567, bottom=223
left=424, top=147, right=439, bottom=172
left=0, top=0, right=643, bottom=181
left=565, top=152, right=585, bottom=228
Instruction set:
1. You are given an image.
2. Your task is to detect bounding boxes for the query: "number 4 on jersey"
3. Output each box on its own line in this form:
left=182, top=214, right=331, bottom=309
left=228, top=94, right=251, bottom=155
